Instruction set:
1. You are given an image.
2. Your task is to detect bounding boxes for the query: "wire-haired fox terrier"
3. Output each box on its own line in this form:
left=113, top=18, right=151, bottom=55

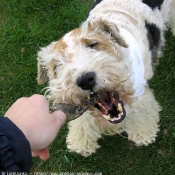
left=37, top=0, right=175, bottom=156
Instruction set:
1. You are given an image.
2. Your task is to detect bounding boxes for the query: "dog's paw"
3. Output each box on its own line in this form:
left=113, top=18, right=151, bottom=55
left=66, top=135, right=101, bottom=157
left=66, top=114, right=102, bottom=157
left=128, top=127, right=159, bottom=146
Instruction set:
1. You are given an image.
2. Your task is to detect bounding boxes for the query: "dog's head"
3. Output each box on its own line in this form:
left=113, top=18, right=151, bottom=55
left=37, top=19, right=134, bottom=123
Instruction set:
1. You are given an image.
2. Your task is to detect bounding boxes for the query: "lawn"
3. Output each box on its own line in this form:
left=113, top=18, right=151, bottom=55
left=0, top=0, right=175, bottom=174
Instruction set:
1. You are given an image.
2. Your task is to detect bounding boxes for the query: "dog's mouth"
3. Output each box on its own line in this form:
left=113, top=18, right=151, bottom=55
left=94, top=91, right=126, bottom=124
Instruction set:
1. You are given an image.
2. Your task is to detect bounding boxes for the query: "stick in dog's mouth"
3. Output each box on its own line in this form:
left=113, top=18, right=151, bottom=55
left=49, top=91, right=126, bottom=123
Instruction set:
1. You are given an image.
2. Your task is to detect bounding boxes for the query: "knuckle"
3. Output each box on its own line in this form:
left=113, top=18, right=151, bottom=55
left=31, top=94, right=43, bottom=100
left=16, top=97, right=27, bottom=103
left=30, top=94, right=48, bottom=104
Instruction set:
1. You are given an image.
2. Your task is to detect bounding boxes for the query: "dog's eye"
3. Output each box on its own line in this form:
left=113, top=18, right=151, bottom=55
left=87, top=42, right=99, bottom=48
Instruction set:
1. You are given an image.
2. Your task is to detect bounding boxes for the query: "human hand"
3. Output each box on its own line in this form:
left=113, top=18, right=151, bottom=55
left=5, top=94, right=66, bottom=160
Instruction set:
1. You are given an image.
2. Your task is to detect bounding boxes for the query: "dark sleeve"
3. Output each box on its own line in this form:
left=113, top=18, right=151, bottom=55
left=0, top=116, right=32, bottom=173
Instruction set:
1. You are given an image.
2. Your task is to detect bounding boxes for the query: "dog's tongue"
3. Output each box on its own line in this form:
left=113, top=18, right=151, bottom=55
left=94, top=91, right=126, bottom=124
left=96, top=92, right=113, bottom=114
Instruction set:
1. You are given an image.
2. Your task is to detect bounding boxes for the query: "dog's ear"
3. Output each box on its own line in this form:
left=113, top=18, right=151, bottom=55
left=37, top=60, right=49, bottom=85
left=86, top=19, right=128, bottom=48
left=37, top=42, right=57, bottom=85
left=103, top=22, right=128, bottom=48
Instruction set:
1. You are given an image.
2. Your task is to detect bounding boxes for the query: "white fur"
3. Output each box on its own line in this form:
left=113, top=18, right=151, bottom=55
left=119, top=27, right=146, bottom=97
left=63, top=31, right=76, bottom=54
left=67, top=111, right=102, bottom=156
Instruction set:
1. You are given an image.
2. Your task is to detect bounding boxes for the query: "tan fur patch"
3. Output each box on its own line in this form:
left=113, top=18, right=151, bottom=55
left=81, top=34, right=117, bottom=57
left=51, top=62, right=57, bottom=78
left=54, top=37, right=67, bottom=53
left=70, top=28, right=81, bottom=37
left=54, top=36, right=74, bottom=62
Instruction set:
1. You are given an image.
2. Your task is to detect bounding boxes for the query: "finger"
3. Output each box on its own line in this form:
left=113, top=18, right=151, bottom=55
left=13, top=97, right=29, bottom=106
left=32, top=151, right=39, bottom=157
left=38, top=148, right=50, bottom=160
left=30, top=94, right=49, bottom=106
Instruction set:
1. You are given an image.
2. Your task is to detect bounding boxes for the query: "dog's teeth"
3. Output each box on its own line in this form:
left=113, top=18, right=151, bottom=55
left=98, top=103, right=106, bottom=111
left=87, top=95, right=90, bottom=99
left=115, top=113, right=122, bottom=120
left=103, top=114, right=110, bottom=120
left=102, top=106, right=106, bottom=110
left=117, top=103, right=123, bottom=112
left=111, top=118, right=116, bottom=121
left=98, top=102, right=102, bottom=107
left=111, top=117, right=119, bottom=122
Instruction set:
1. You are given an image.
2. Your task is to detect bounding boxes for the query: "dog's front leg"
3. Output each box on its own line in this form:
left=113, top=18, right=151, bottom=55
left=123, top=86, right=161, bottom=146
left=66, top=111, right=102, bottom=157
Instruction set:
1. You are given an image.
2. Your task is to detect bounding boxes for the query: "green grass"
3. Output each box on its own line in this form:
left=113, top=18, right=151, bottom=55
left=0, top=0, right=175, bottom=174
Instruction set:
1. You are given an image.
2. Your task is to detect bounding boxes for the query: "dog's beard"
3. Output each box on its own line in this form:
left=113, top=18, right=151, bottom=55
left=94, top=91, right=126, bottom=124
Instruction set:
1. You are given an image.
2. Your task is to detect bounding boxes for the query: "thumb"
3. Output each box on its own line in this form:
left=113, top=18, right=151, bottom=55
left=51, top=110, right=67, bottom=128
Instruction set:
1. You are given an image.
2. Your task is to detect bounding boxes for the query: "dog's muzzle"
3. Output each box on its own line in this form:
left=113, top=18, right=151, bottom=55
left=50, top=91, right=126, bottom=123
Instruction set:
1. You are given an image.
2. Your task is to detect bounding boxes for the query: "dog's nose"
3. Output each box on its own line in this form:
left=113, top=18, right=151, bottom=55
left=77, top=72, right=96, bottom=91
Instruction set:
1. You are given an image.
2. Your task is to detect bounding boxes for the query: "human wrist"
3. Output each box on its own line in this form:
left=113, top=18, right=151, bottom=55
left=6, top=116, right=32, bottom=144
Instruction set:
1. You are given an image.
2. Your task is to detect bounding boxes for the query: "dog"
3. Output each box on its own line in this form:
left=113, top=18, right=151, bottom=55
left=37, top=0, right=175, bottom=157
